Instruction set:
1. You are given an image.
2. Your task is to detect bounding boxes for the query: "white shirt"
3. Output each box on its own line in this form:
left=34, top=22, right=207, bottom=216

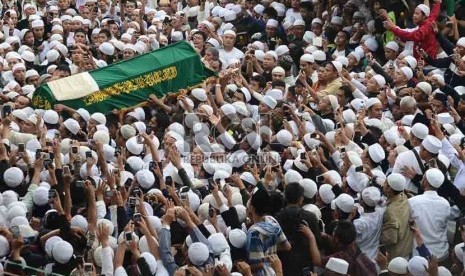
left=392, top=147, right=423, bottom=193
left=440, top=138, right=465, bottom=192
left=285, top=9, right=302, bottom=21
left=219, top=47, right=244, bottom=67
left=354, top=207, right=385, bottom=260
left=409, top=191, right=451, bottom=260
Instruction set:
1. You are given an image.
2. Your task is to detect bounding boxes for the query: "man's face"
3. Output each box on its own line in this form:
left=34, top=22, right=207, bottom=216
left=334, top=31, right=347, bottom=46
left=53, top=69, right=70, bottom=79
left=22, top=120, right=36, bottom=134
left=384, top=48, right=397, bottom=60
left=32, top=27, right=44, bottom=38
left=318, top=96, right=331, bottom=112
left=393, top=70, right=407, bottom=85
left=292, top=25, right=305, bottom=39
left=272, top=72, right=284, bottom=81
left=262, top=54, right=276, bottom=69
left=412, top=8, right=427, bottom=25
left=27, top=76, right=39, bottom=87
left=122, top=49, right=135, bottom=60
left=98, top=33, right=108, bottom=44
left=126, top=2, right=135, bottom=14
left=15, top=96, right=29, bottom=109
left=366, top=78, right=379, bottom=92
left=222, top=34, right=236, bottom=47
left=74, top=32, right=86, bottom=44
left=58, top=0, right=70, bottom=10
left=13, top=69, right=25, bottom=82
left=368, top=103, right=383, bottom=119
left=265, top=26, right=277, bottom=37
left=324, top=63, right=338, bottom=80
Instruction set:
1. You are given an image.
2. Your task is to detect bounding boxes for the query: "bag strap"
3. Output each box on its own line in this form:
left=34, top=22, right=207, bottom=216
left=412, top=149, right=426, bottom=173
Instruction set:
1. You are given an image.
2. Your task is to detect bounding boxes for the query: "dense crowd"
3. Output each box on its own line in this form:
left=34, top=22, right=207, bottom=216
left=2, top=0, right=465, bottom=275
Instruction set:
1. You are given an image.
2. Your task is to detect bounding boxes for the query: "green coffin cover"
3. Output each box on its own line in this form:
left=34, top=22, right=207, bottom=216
left=31, top=41, right=216, bottom=114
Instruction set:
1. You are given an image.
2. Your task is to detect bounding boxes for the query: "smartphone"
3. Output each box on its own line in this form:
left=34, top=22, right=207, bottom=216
left=63, top=165, right=70, bottom=175
left=113, top=168, right=119, bottom=175
left=128, top=197, right=137, bottom=207
left=408, top=219, right=415, bottom=229
left=72, top=146, right=78, bottom=154
left=44, top=159, right=52, bottom=169
left=124, top=178, right=132, bottom=188
left=11, top=225, right=19, bottom=238
left=104, top=190, right=114, bottom=197
left=340, top=147, right=346, bottom=153
left=85, top=151, right=92, bottom=158
left=2, top=105, right=12, bottom=117
left=93, top=6, right=98, bottom=13
left=76, top=180, right=84, bottom=188
left=165, top=176, right=172, bottom=186
left=208, top=178, right=214, bottom=189
left=310, top=133, right=318, bottom=139
left=54, top=132, right=60, bottom=139
left=18, top=143, right=24, bottom=152
left=137, top=135, right=144, bottom=144
left=316, top=175, right=324, bottom=183
left=149, top=161, right=155, bottom=172
left=35, top=149, right=41, bottom=159
left=215, top=178, right=221, bottom=185
left=84, top=263, right=93, bottom=273
left=125, top=232, right=132, bottom=241
left=132, top=187, right=141, bottom=196
left=114, top=146, right=121, bottom=157
left=336, top=122, right=342, bottom=129
left=355, top=166, right=363, bottom=172
left=48, top=189, right=57, bottom=199
left=133, top=212, right=142, bottom=222
left=379, top=245, right=387, bottom=255
left=209, top=207, right=215, bottom=218
left=146, top=126, right=152, bottom=135
left=300, top=152, right=306, bottom=160
left=76, top=256, right=84, bottom=265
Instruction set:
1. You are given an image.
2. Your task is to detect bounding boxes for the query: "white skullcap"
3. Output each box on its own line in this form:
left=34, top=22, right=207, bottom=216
left=33, top=186, right=49, bottom=206
left=46, top=49, right=60, bottom=62
left=326, top=257, right=349, bottom=274
left=417, top=4, right=430, bottom=16
left=312, top=18, right=323, bottom=25
left=52, top=240, right=74, bottom=264
left=388, top=257, right=408, bottom=273
left=368, top=143, right=385, bottom=163
left=385, top=41, right=399, bottom=52
left=425, top=168, right=444, bottom=188
left=364, top=37, right=378, bottom=52
left=12, top=63, right=26, bottom=73
left=126, top=137, right=144, bottom=155
left=330, top=16, right=343, bottom=25
left=262, top=95, right=277, bottom=109
left=361, top=186, right=381, bottom=207
left=372, top=75, right=386, bottom=87
left=70, top=215, right=88, bottom=232
left=136, top=169, right=155, bottom=189
left=327, top=95, right=339, bottom=111
left=90, top=113, right=106, bottom=125
left=293, top=19, right=305, bottom=26
left=300, top=54, right=314, bottom=63
left=404, top=55, right=417, bottom=69
left=410, top=123, right=428, bottom=140
left=188, top=242, right=209, bottom=266
left=31, top=19, right=44, bottom=28
left=4, top=167, right=24, bottom=187
left=331, top=60, right=343, bottom=74
left=407, top=256, right=428, bottom=276
left=416, top=82, right=432, bottom=95
left=438, top=267, right=452, bottom=276
left=223, top=30, right=236, bottom=37
left=387, top=173, right=406, bottom=191
left=208, top=233, right=229, bottom=254
left=45, top=236, right=62, bottom=257
left=334, top=194, right=354, bottom=213
left=457, top=37, right=465, bottom=47
left=284, top=169, right=303, bottom=184
left=300, top=179, right=317, bottom=199
left=365, top=97, right=381, bottom=109
left=271, top=66, right=285, bottom=75
left=276, top=129, right=293, bottom=146
left=318, top=184, right=336, bottom=204
left=228, top=228, right=247, bottom=248
left=275, top=45, right=289, bottom=56
left=400, top=67, right=414, bottom=80
left=422, top=135, right=442, bottom=154
left=266, top=19, right=278, bottom=28
left=63, top=118, right=80, bottom=135
left=99, top=42, right=115, bottom=56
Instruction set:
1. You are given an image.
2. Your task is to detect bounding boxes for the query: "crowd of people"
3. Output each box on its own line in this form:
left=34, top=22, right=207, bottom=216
left=2, top=0, right=465, bottom=275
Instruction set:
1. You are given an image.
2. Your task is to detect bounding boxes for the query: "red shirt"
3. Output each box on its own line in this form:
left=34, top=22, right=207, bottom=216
left=391, top=2, right=441, bottom=60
